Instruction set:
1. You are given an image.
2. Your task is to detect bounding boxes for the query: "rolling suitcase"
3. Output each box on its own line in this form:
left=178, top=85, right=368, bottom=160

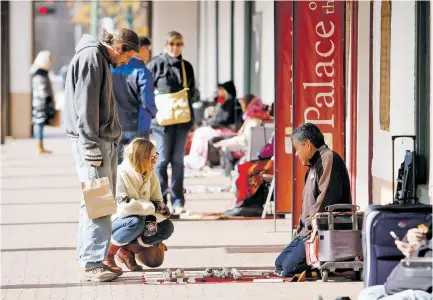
left=362, top=135, right=432, bottom=287
left=306, top=204, right=364, bottom=282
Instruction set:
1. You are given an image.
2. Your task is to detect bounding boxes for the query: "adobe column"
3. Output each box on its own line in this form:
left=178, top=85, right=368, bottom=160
left=9, top=1, right=33, bottom=138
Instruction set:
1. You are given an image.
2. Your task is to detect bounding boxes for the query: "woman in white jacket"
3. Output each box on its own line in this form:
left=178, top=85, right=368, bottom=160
left=104, top=138, right=174, bottom=274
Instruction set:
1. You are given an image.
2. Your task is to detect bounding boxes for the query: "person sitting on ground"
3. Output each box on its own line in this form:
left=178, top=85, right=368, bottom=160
left=184, top=81, right=238, bottom=170
left=357, top=215, right=432, bottom=300
left=214, top=94, right=271, bottom=177
left=104, top=138, right=174, bottom=274
left=274, top=123, right=352, bottom=277
left=203, top=80, right=238, bottom=129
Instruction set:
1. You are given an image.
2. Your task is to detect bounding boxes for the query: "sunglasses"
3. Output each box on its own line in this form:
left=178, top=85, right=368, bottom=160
left=151, top=152, right=160, bottom=163
left=169, top=42, right=184, bottom=47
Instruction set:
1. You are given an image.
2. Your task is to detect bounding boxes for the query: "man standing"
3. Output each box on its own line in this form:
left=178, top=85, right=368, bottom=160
left=112, top=37, right=157, bottom=163
left=274, top=123, right=352, bottom=277
left=64, top=28, right=139, bottom=282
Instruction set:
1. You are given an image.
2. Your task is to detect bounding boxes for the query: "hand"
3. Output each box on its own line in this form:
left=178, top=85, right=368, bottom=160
left=213, top=141, right=223, bottom=149
left=395, top=240, right=419, bottom=258
left=151, top=201, right=171, bottom=218
left=84, top=148, right=102, bottom=167
left=407, top=228, right=427, bottom=245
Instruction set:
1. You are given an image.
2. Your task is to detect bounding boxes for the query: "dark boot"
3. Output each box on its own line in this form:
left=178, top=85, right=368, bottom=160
left=118, top=248, right=143, bottom=272
left=103, top=243, right=123, bottom=276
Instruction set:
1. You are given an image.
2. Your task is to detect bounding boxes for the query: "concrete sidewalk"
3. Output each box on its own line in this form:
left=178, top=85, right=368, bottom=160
left=0, top=127, right=363, bottom=300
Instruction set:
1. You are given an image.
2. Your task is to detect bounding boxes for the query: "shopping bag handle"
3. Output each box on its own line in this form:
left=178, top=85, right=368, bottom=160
left=88, top=166, right=100, bottom=179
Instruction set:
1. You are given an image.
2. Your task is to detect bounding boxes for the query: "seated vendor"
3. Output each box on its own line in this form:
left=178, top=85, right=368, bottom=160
left=274, top=123, right=351, bottom=277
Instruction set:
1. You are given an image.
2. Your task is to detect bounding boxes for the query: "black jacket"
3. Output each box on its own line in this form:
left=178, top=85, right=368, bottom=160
left=31, top=68, right=56, bottom=125
left=207, top=99, right=236, bottom=128
left=147, top=53, right=198, bottom=129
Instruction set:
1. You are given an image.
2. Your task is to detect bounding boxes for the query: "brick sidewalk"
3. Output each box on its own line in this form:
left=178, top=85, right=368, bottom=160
left=0, top=128, right=363, bottom=300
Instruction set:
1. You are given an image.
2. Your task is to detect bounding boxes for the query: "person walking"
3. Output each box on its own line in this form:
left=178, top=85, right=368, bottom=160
left=148, top=31, right=199, bottom=215
left=112, top=37, right=157, bottom=163
left=31, top=50, right=56, bottom=154
left=64, top=28, right=140, bottom=282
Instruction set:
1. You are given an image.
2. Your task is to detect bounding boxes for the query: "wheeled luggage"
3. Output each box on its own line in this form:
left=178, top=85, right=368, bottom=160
left=306, top=204, right=364, bottom=282
left=362, top=135, right=432, bottom=287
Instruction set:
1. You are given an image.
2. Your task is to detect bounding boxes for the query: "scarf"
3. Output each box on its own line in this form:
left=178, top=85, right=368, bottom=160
left=243, top=97, right=271, bottom=121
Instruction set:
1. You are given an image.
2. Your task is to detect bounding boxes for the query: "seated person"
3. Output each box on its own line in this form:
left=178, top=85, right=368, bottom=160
left=214, top=95, right=271, bottom=176
left=358, top=215, right=432, bottom=300
left=274, top=123, right=351, bottom=277
left=204, top=80, right=238, bottom=129
left=225, top=133, right=274, bottom=217
left=104, top=138, right=174, bottom=275
left=184, top=81, right=238, bottom=170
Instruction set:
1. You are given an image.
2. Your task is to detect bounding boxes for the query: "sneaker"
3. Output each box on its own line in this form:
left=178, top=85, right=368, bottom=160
left=173, top=206, right=187, bottom=215
left=79, top=265, right=118, bottom=282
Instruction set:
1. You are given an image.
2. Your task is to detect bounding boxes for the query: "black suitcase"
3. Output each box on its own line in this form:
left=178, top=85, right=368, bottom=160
left=362, top=135, right=432, bottom=287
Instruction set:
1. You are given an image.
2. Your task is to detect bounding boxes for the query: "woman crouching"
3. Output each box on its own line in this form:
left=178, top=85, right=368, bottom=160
left=104, top=138, right=174, bottom=275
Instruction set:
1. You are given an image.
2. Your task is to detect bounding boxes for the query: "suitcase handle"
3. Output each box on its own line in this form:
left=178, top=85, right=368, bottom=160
left=325, top=204, right=360, bottom=231
left=391, top=135, right=417, bottom=204
left=326, top=204, right=359, bottom=213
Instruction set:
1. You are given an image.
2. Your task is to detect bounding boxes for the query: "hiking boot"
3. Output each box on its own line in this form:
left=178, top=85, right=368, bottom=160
left=103, top=242, right=123, bottom=276
left=118, top=248, right=143, bottom=272
left=79, top=265, right=118, bottom=282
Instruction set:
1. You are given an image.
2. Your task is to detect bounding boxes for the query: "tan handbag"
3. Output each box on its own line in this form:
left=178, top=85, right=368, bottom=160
left=48, top=110, right=61, bottom=127
left=154, top=61, right=191, bottom=126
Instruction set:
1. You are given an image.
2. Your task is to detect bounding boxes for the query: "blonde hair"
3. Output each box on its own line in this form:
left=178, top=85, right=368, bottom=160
left=33, top=51, right=53, bottom=71
left=123, top=138, right=155, bottom=178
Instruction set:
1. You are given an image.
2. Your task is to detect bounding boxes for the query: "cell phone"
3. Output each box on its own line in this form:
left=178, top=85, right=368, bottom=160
left=390, top=231, right=400, bottom=241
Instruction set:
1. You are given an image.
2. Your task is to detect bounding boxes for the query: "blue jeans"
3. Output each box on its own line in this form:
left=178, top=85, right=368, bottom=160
left=153, top=125, right=189, bottom=208
left=275, top=236, right=310, bottom=277
left=111, top=216, right=174, bottom=245
left=34, top=124, right=44, bottom=140
left=357, top=285, right=432, bottom=300
left=70, top=138, right=118, bottom=269
left=117, top=131, right=150, bottom=163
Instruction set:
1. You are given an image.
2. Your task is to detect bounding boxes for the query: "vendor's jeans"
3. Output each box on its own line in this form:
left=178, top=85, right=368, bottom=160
left=71, top=138, right=118, bottom=269
left=274, top=236, right=310, bottom=277
left=111, top=216, right=174, bottom=245
left=357, top=285, right=432, bottom=300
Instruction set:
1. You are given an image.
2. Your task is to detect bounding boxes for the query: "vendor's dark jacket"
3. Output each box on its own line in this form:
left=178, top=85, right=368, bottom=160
left=299, top=144, right=352, bottom=237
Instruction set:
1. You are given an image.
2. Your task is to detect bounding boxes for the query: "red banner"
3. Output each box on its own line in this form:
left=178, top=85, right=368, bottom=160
left=292, top=1, right=346, bottom=227
left=275, top=1, right=293, bottom=213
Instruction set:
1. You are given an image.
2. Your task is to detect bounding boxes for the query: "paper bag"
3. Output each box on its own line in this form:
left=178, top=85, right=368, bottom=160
left=81, top=177, right=116, bottom=219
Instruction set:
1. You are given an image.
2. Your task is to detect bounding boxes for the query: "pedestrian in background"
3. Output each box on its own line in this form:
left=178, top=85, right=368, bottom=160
left=112, top=36, right=157, bottom=163
left=148, top=31, right=199, bottom=215
left=64, top=28, right=139, bottom=282
left=31, top=50, right=56, bottom=154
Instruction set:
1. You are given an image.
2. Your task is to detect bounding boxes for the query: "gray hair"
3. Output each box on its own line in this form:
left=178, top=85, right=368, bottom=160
left=292, top=123, right=325, bottom=148
left=166, top=31, right=183, bottom=43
